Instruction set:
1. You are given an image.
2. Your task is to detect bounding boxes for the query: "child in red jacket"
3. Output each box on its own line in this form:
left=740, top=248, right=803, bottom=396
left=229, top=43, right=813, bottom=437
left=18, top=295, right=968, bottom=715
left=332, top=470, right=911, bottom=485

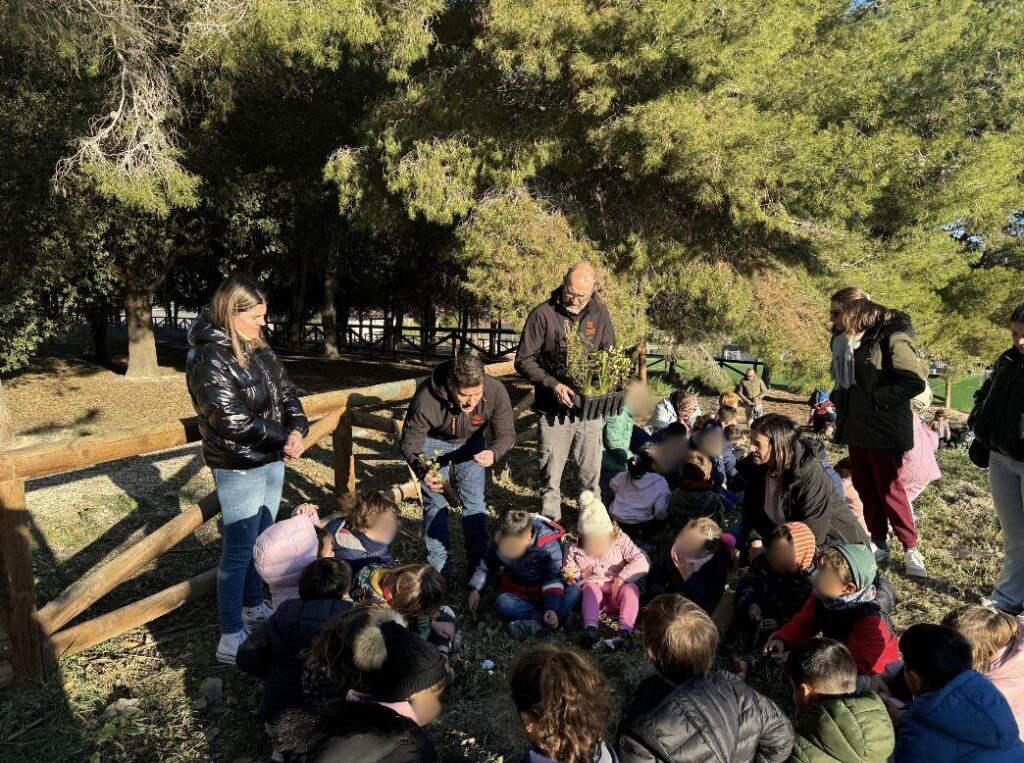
left=765, top=544, right=898, bottom=676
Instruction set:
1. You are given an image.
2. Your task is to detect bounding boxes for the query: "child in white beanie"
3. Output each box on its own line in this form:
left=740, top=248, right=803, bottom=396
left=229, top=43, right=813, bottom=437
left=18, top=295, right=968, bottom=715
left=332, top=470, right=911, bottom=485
left=562, top=490, right=650, bottom=649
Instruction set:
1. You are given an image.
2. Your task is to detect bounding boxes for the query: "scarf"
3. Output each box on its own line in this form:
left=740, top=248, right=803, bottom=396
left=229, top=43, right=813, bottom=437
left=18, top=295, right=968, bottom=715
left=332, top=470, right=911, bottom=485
left=830, top=332, right=864, bottom=390
left=346, top=689, right=421, bottom=725
left=819, top=585, right=877, bottom=611
left=670, top=547, right=714, bottom=581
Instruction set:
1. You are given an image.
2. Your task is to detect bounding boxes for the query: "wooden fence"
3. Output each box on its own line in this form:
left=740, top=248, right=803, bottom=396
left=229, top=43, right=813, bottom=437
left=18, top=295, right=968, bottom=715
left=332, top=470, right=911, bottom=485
left=0, top=361, right=538, bottom=687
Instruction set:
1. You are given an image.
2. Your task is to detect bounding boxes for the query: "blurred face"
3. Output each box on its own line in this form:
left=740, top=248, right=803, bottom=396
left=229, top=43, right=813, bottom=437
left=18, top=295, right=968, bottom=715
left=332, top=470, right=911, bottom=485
left=230, top=303, right=267, bottom=341
left=698, top=429, right=725, bottom=458
left=409, top=680, right=445, bottom=726
left=365, top=511, right=399, bottom=545
left=813, top=564, right=856, bottom=600
left=674, top=528, right=709, bottom=560
left=317, top=534, right=335, bottom=558
left=835, top=467, right=851, bottom=480
left=829, top=301, right=844, bottom=332
left=766, top=537, right=796, bottom=574
left=1012, top=321, right=1024, bottom=355
left=497, top=528, right=533, bottom=560
left=582, top=531, right=614, bottom=559
left=653, top=437, right=688, bottom=474
left=745, top=369, right=755, bottom=381
left=451, top=382, right=484, bottom=413
left=749, top=431, right=773, bottom=467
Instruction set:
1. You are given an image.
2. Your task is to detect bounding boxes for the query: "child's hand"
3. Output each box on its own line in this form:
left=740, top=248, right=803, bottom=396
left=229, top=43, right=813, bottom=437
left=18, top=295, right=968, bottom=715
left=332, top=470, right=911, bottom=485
left=424, top=473, right=445, bottom=494
left=747, top=603, right=762, bottom=621
left=611, top=577, right=624, bottom=601
left=431, top=620, right=456, bottom=642
left=764, top=637, right=786, bottom=661
left=543, top=610, right=559, bottom=628
left=869, top=673, right=890, bottom=697
left=748, top=542, right=764, bottom=562
left=293, top=503, right=319, bottom=518
left=466, top=589, right=481, bottom=614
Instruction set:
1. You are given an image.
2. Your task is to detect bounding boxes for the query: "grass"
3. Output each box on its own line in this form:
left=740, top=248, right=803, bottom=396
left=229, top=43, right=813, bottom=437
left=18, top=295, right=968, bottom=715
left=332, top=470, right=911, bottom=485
left=0, top=361, right=1005, bottom=762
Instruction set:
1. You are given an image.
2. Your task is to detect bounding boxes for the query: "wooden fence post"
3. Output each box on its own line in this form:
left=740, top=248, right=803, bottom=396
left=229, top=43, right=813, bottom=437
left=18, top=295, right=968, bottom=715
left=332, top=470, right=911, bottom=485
left=333, top=410, right=356, bottom=501
left=0, top=478, right=42, bottom=682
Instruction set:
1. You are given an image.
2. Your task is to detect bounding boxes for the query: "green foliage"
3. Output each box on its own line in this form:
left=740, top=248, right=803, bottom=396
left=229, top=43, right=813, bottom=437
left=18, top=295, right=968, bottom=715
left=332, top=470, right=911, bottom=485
left=565, top=334, right=633, bottom=396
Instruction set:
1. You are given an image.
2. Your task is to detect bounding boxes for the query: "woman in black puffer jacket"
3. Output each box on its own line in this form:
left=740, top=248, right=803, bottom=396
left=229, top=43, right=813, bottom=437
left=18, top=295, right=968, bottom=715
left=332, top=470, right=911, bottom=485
left=970, top=302, right=1024, bottom=614
left=186, top=273, right=308, bottom=665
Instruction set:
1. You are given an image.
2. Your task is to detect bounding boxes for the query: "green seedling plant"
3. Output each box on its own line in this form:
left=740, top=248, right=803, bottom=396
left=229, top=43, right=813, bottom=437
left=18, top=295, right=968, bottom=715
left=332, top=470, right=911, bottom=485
left=565, top=331, right=633, bottom=397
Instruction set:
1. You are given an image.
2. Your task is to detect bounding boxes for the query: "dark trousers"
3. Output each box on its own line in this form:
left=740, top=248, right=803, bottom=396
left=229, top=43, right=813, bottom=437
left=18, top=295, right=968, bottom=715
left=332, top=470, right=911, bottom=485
left=848, top=445, right=918, bottom=550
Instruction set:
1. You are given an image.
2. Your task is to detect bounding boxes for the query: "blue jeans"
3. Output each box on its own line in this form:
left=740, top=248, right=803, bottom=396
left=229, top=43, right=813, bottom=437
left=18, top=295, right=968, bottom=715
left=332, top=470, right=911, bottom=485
left=495, top=586, right=582, bottom=624
left=421, top=432, right=488, bottom=576
left=212, top=460, right=284, bottom=634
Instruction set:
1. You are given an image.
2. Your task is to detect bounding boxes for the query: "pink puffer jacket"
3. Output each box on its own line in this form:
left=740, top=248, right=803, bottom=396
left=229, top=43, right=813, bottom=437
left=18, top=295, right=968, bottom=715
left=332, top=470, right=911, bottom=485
left=562, top=531, right=650, bottom=587
left=988, top=617, right=1024, bottom=740
left=900, top=415, right=941, bottom=502
left=253, top=513, right=319, bottom=606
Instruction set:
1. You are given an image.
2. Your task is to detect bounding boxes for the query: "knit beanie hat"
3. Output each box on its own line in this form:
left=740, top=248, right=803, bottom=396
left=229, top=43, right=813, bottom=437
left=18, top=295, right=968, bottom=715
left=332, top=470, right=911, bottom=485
left=578, top=490, right=613, bottom=535
left=352, top=610, right=447, bottom=702
left=837, top=544, right=877, bottom=590
left=781, top=521, right=816, bottom=571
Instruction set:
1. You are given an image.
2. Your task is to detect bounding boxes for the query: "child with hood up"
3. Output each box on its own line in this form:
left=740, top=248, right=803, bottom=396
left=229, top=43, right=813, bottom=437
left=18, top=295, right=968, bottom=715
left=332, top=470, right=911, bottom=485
left=253, top=503, right=335, bottom=608
left=562, top=491, right=650, bottom=650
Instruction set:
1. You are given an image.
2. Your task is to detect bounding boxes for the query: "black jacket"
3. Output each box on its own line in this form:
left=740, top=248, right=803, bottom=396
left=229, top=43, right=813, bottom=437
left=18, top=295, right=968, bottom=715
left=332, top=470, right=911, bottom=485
left=644, top=545, right=730, bottom=614
left=515, top=288, right=616, bottom=415
left=400, top=359, right=515, bottom=478
left=236, top=598, right=353, bottom=723
left=831, top=312, right=927, bottom=453
left=970, top=348, right=1024, bottom=462
left=738, top=440, right=871, bottom=548
left=616, top=672, right=794, bottom=763
left=283, top=701, right=436, bottom=763
left=186, top=309, right=308, bottom=469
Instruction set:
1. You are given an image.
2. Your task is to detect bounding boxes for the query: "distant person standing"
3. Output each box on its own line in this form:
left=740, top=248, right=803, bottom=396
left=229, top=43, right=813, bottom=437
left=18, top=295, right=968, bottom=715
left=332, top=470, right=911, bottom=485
left=186, top=273, right=308, bottom=664
left=829, top=287, right=929, bottom=579
left=970, top=303, right=1024, bottom=613
left=736, top=368, right=768, bottom=424
left=400, top=353, right=514, bottom=576
left=515, top=261, right=616, bottom=521
left=931, top=410, right=952, bottom=448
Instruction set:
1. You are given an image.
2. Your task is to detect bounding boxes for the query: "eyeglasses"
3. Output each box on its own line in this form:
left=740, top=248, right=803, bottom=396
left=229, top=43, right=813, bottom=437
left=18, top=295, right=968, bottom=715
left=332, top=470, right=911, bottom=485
left=564, top=286, right=591, bottom=303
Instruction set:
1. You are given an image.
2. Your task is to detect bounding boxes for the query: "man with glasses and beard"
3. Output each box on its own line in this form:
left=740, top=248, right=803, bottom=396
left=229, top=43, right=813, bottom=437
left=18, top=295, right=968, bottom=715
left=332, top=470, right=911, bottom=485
left=515, top=261, right=618, bottom=522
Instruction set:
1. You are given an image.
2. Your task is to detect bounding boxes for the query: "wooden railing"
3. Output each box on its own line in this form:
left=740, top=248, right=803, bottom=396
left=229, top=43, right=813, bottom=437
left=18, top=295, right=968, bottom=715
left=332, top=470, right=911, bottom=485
left=0, top=361, right=535, bottom=686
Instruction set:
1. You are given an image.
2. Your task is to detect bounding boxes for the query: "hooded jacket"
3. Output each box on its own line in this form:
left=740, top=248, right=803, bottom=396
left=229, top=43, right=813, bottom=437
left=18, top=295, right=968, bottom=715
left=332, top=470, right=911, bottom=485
left=644, top=544, right=731, bottom=614
left=186, top=309, right=308, bottom=470
left=616, top=672, right=794, bottom=763
left=235, top=597, right=353, bottom=723
left=609, top=471, right=672, bottom=525
left=279, top=699, right=436, bottom=763
left=831, top=312, right=927, bottom=453
left=788, top=692, right=895, bottom=763
left=736, top=554, right=814, bottom=630
left=562, top=531, right=650, bottom=587
left=896, top=670, right=1024, bottom=762
left=970, top=348, right=1024, bottom=462
left=400, top=359, right=515, bottom=479
left=253, top=513, right=320, bottom=606
left=738, top=440, right=871, bottom=549
left=986, top=617, right=1024, bottom=741
left=515, top=288, right=616, bottom=416
left=899, top=416, right=941, bottom=502
left=469, top=515, right=565, bottom=613
left=322, top=515, right=395, bottom=576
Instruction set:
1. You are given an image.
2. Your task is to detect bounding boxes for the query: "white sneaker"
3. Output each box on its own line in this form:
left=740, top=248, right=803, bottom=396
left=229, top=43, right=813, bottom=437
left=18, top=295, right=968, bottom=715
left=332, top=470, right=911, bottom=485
left=215, top=627, right=251, bottom=665
left=905, top=548, right=929, bottom=579
left=872, top=545, right=891, bottom=565
left=242, top=600, right=274, bottom=625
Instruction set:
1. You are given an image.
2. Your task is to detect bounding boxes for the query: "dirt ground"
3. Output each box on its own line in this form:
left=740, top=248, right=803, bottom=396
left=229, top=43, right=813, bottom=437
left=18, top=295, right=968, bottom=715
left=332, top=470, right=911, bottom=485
left=0, top=346, right=996, bottom=762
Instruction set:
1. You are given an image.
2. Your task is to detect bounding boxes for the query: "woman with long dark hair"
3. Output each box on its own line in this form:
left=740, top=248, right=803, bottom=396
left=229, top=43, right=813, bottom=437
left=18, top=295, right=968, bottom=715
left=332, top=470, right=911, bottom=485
left=829, top=287, right=928, bottom=578
left=970, top=302, right=1024, bottom=612
left=186, top=273, right=308, bottom=663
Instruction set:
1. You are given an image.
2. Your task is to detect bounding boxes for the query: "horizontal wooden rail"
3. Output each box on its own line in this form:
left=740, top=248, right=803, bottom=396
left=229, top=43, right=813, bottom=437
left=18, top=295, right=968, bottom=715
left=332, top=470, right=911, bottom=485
left=47, top=568, right=217, bottom=658
left=0, top=361, right=516, bottom=483
left=36, top=492, right=221, bottom=635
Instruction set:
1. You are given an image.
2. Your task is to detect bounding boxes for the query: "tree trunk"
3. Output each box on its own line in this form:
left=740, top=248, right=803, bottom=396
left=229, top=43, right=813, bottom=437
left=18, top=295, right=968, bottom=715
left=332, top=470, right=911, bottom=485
left=288, top=248, right=309, bottom=353
left=945, top=377, right=953, bottom=410
left=761, top=364, right=773, bottom=387
left=86, top=303, right=111, bottom=366
left=393, top=303, right=403, bottom=361
left=124, top=288, right=160, bottom=378
left=336, top=288, right=350, bottom=351
left=637, top=339, right=648, bottom=382
left=322, top=257, right=340, bottom=359
left=0, top=378, right=14, bottom=447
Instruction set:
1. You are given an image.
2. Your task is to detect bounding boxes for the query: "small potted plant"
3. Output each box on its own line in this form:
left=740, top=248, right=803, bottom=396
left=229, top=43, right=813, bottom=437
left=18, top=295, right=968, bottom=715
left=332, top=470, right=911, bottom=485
left=564, top=332, right=633, bottom=420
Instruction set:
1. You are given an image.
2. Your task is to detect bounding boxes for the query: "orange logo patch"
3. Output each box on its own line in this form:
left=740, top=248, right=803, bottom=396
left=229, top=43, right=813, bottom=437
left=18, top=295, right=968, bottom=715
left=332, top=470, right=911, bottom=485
left=471, top=414, right=484, bottom=426
left=584, top=320, right=597, bottom=338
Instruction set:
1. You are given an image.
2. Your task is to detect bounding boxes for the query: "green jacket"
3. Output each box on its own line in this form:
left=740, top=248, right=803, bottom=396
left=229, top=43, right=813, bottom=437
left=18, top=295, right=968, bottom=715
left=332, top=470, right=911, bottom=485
left=832, top=313, right=926, bottom=453
left=788, top=693, right=895, bottom=763
left=602, top=407, right=634, bottom=472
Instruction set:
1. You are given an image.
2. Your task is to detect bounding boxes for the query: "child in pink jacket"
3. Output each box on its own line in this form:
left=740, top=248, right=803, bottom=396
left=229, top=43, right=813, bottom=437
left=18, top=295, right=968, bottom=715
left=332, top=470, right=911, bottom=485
left=563, top=490, right=650, bottom=650
left=253, top=503, right=333, bottom=607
